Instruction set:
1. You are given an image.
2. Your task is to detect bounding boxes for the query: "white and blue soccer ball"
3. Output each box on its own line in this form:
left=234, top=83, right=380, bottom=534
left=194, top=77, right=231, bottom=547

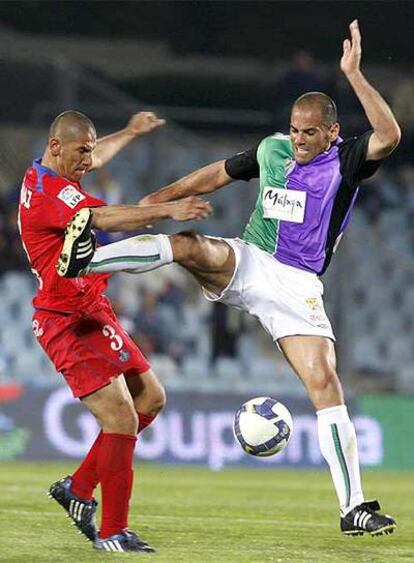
left=233, top=397, right=293, bottom=457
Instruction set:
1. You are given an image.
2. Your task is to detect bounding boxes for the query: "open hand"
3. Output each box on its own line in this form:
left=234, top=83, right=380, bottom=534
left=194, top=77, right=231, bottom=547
left=340, top=20, right=362, bottom=77
left=127, top=112, right=166, bottom=136
left=169, top=196, right=213, bottom=222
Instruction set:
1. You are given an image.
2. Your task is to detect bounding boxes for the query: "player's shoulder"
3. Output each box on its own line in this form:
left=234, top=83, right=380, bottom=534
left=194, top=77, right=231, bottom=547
left=337, top=131, right=373, bottom=152
left=23, top=158, right=66, bottom=196
left=259, top=132, right=291, bottom=150
left=269, top=132, right=291, bottom=142
left=23, top=159, right=92, bottom=205
left=258, top=132, right=293, bottom=160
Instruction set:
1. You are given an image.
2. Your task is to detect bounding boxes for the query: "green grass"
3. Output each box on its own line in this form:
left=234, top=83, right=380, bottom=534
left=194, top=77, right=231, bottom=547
left=0, top=463, right=413, bottom=562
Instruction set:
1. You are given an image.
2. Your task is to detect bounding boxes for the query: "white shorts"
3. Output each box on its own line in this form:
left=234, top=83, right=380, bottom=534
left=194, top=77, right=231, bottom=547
left=203, top=238, right=335, bottom=342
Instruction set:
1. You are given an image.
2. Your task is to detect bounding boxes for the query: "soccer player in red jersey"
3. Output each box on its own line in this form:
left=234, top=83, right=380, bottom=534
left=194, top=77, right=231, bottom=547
left=18, top=110, right=212, bottom=553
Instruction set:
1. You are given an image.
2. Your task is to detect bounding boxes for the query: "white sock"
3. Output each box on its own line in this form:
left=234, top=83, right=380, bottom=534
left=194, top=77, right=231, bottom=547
left=85, top=234, right=173, bottom=274
left=316, top=405, right=364, bottom=515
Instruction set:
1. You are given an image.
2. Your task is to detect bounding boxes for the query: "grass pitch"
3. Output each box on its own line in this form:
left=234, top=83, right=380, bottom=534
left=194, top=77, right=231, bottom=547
left=0, top=462, right=412, bottom=562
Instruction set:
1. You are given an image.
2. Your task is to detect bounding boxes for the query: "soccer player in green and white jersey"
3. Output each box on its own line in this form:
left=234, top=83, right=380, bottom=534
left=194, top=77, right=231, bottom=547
left=58, top=21, right=400, bottom=536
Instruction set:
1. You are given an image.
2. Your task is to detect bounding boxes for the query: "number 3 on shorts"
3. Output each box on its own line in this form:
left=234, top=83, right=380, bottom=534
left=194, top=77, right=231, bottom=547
left=102, top=324, right=124, bottom=351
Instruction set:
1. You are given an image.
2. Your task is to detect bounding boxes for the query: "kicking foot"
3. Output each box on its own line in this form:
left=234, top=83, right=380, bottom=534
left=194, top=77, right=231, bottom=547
left=57, top=208, right=95, bottom=277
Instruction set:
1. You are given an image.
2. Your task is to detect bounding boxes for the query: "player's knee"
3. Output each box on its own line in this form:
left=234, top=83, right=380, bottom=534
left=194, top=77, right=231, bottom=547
left=138, top=379, right=167, bottom=415
left=170, top=230, right=205, bottom=263
left=120, top=402, right=139, bottom=433
left=102, top=399, right=138, bottom=434
left=305, top=359, right=339, bottom=393
left=150, top=384, right=166, bottom=413
left=175, top=229, right=202, bottom=242
left=316, top=369, right=339, bottom=394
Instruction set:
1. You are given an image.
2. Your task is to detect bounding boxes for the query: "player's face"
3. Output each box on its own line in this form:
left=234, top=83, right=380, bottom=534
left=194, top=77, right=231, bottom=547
left=56, top=128, right=97, bottom=182
left=289, top=106, right=339, bottom=164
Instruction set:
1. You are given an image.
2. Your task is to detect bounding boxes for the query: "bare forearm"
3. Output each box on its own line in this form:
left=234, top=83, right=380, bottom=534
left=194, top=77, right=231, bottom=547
left=92, top=129, right=135, bottom=169
left=144, top=160, right=232, bottom=204
left=91, top=204, right=169, bottom=232
left=91, top=112, right=166, bottom=170
left=339, top=21, right=401, bottom=158
left=91, top=195, right=212, bottom=231
left=346, top=70, right=401, bottom=146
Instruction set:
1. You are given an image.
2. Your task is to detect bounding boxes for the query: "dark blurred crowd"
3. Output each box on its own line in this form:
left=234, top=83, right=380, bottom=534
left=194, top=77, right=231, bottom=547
left=0, top=190, right=27, bottom=274
left=357, top=165, right=414, bottom=231
left=275, top=50, right=414, bottom=162
left=110, top=284, right=244, bottom=367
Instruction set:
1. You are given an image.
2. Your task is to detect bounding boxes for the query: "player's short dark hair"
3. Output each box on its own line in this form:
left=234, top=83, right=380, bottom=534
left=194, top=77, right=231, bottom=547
left=292, top=92, right=338, bottom=126
left=49, top=111, right=96, bottom=141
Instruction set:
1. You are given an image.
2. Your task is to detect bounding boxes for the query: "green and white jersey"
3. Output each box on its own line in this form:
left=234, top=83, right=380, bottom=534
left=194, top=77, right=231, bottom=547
left=225, top=131, right=381, bottom=274
left=243, top=133, right=294, bottom=254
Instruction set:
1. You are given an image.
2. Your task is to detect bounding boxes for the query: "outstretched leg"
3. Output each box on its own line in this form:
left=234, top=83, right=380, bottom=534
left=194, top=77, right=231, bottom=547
left=169, top=231, right=235, bottom=294
left=85, top=230, right=235, bottom=296
left=56, top=209, right=236, bottom=296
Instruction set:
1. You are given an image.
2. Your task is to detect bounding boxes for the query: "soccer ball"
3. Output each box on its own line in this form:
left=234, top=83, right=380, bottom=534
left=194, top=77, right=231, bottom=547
left=233, top=397, right=293, bottom=457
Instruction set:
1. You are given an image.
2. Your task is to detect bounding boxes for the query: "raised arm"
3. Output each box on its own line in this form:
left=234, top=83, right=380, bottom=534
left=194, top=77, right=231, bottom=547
left=340, top=20, right=401, bottom=160
left=90, top=197, right=212, bottom=232
left=91, top=112, right=165, bottom=170
left=140, top=160, right=233, bottom=205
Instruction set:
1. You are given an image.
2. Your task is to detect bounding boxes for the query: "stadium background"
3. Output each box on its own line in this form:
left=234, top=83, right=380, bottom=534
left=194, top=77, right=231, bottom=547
left=0, top=0, right=414, bottom=474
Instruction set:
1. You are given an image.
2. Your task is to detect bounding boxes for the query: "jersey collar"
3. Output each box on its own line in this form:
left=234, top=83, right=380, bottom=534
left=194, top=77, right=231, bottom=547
left=32, top=158, right=82, bottom=190
left=32, top=158, right=59, bottom=178
left=303, top=136, right=343, bottom=167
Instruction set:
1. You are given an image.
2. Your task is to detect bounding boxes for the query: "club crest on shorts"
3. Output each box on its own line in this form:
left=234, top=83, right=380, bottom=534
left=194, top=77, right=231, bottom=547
left=118, top=349, right=131, bottom=362
left=305, top=297, right=321, bottom=311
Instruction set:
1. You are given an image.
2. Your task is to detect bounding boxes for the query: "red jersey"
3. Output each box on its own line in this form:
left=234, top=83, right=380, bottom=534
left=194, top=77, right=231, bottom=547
left=18, top=158, right=110, bottom=313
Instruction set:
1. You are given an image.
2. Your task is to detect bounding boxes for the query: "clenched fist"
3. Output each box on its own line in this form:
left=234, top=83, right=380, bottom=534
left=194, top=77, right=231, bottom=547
left=126, top=112, right=166, bottom=136
left=168, top=196, right=213, bottom=222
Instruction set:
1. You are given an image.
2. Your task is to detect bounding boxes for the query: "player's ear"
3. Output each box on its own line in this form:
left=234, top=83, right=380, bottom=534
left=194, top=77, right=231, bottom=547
left=328, top=122, right=340, bottom=142
left=49, top=137, right=62, bottom=157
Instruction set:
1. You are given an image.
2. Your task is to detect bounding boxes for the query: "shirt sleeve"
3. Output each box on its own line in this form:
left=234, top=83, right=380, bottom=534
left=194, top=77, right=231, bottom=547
left=224, top=145, right=260, bottom=181
left=338, top=131, right=384, bottom=188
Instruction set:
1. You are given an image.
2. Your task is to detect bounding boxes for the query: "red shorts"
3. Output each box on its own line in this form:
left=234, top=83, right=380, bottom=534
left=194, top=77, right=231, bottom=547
left=32, top=297, right=151, bottom=398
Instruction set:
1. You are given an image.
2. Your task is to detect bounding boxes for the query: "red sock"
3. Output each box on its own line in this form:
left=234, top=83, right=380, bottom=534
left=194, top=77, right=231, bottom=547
left=97, top=433, right=137, bottom=539
left=70, top=413, right=155, bottom=501
left=71, top=431, right=103, bottom=500
left=137, top=411, right=156, bottom=435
